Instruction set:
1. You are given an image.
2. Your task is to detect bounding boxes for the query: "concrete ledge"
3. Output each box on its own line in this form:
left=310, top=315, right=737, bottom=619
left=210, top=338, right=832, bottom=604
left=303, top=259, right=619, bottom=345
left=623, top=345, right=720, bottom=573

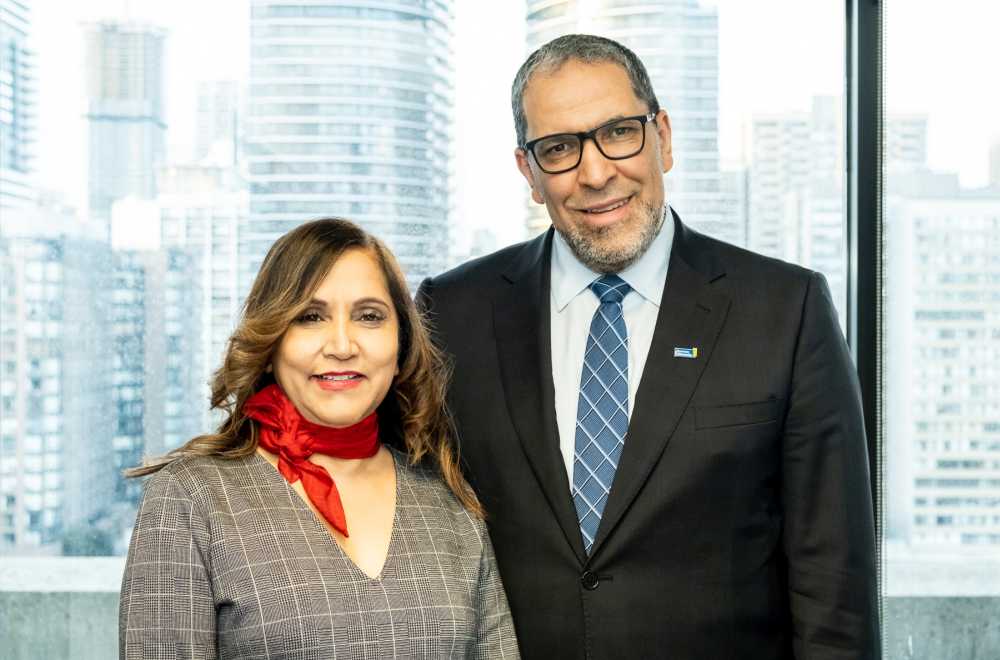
left=884, top=597, right=1000, bottom=660
left=0, top=591, right=119, bottom=660
left=0, top=558, right=123, bottom=660
left=1, top=559, right=998, bottom=659
left=0, top=557, right=126, bottom=592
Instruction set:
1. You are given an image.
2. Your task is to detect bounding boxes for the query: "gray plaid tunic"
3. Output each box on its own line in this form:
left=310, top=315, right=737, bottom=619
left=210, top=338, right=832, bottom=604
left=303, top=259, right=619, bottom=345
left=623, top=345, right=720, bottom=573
left=119, top=449, right=519, bottom=659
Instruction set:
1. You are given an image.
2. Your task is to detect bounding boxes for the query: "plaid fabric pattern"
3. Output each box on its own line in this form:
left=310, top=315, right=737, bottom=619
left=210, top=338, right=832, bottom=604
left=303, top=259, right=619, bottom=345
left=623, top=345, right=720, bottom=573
left=119, top=449, right=519, bottom=659
left=573, top=275, right=631, bottom=554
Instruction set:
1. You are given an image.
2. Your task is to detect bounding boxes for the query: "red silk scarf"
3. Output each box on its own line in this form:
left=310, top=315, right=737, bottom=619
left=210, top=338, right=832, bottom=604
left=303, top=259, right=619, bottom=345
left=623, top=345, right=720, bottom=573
left=243, top=383, right=380, bottom=537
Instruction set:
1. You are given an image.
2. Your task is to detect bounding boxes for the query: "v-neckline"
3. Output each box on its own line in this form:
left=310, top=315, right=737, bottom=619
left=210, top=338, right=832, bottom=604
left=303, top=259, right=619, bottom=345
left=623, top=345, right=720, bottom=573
left=251, top=448, right=403, bottom=582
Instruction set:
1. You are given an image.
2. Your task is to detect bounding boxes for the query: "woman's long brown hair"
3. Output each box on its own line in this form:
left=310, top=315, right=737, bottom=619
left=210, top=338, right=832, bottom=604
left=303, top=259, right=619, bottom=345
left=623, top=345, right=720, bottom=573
left=127, top=218, right=482, bottom=517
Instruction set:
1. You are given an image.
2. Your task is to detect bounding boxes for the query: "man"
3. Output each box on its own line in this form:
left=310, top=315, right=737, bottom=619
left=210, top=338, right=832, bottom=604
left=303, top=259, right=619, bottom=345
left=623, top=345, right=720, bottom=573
left=418, top=34, right=878, bottom=659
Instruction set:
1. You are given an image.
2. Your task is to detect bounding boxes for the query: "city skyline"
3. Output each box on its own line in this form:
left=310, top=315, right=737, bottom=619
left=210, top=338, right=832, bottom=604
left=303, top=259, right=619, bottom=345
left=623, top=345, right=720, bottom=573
left=2, top=4, right=999, bottom=657
left=26, top=1, right=1000, bottom=253
left=3, top=0, right=999, bottom=562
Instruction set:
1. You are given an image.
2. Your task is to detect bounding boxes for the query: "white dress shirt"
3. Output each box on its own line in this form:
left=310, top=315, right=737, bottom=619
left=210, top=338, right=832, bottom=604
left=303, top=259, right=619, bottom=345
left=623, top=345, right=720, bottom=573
left=549, top=210, right=674, bottom=484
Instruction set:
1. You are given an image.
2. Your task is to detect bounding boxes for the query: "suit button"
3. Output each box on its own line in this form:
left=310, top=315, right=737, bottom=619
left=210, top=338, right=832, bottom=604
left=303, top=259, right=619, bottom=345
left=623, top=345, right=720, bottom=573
left=581, top=571, right=599, bottom=590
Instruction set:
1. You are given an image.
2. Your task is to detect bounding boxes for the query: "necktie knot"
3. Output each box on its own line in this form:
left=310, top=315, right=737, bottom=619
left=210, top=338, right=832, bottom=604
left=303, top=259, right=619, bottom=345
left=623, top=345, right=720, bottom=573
left=590, top=274, right=631, bottom=305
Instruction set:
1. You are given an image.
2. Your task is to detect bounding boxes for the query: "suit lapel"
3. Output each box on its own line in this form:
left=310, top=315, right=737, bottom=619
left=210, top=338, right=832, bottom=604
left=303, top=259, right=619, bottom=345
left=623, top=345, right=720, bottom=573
left=493, top=229, right=588, bottom=564
left=589, top=216, right=732, bottom=557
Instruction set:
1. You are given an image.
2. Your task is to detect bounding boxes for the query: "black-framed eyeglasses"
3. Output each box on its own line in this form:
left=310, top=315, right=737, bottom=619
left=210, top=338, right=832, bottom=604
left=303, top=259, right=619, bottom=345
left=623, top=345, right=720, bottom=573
left=522, top=113, right=656, bottom=174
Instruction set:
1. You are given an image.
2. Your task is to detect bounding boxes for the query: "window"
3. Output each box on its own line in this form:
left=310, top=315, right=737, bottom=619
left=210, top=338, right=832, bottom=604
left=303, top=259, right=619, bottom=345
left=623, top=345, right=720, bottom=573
left=3, top=0, right=997, bottom=657
left=882, top=0, right=1000, bottom=654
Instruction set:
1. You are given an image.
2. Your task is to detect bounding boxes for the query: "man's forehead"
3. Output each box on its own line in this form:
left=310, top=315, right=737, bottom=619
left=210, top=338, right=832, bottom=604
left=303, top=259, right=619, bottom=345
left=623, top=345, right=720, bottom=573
left=522, top=59, right=645, bottom=137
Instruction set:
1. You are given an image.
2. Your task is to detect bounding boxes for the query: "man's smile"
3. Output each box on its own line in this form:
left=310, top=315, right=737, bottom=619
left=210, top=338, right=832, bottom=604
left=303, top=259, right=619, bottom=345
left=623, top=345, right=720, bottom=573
left=579, top=195, right=632, bottom=214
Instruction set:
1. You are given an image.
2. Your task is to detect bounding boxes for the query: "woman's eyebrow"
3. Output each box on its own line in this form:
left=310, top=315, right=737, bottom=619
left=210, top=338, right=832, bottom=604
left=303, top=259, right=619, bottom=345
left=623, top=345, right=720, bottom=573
left=305, top=296, right=390, bottom=308
left=353, top=296, right=391, bottom=307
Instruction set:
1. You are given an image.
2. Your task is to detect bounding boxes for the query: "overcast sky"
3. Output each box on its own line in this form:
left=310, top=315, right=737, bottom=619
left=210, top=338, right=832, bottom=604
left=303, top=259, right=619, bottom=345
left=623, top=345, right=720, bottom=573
left=30, top=0, right=1000, bottom=249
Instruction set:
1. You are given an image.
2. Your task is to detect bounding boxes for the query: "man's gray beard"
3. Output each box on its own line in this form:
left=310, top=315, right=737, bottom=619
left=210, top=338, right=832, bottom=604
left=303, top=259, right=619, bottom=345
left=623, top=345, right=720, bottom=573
left=560, top=202, right=665, bottom=274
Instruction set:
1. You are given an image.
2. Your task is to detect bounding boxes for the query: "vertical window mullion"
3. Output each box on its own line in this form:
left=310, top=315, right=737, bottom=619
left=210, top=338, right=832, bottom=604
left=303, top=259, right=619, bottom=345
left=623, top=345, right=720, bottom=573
left=846, top=0, right=885, bottom=645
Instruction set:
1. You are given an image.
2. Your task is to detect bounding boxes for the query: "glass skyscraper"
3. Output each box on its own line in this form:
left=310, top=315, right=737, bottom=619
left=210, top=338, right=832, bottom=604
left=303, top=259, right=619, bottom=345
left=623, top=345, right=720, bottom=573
left=245, top=0, right=454, bottom=290
left=0, top=0, right=35, bottom=214
left=158, top=164, right=247, bottom=432
left=110, top=247, right=204, bottom=515
left=84, top=21, right=167, bottom=225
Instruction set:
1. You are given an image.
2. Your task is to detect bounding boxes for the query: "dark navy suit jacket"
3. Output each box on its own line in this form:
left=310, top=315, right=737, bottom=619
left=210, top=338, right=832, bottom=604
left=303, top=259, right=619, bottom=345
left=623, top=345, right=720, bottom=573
left=418, top=211, right=879, bottom=659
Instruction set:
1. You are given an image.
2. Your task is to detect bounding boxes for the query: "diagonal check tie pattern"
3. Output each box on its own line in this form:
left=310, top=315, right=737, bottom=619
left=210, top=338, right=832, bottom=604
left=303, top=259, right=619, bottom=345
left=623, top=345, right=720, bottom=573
left=573, top=274, right=631, bottom=554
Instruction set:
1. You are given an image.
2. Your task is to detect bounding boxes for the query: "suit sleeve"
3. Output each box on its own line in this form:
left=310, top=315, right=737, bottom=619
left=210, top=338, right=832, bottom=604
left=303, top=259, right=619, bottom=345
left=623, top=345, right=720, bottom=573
left=119, top=468, right=217, bottom=659
left=472, top=518, right=521, bottom=659
left=782, top=271, right=879, bottom=660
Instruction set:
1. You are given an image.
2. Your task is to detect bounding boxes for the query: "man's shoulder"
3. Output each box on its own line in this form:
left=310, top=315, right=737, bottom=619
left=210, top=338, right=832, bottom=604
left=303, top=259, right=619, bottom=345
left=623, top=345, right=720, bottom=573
left=679, top=222, right=816, bottom=288
left=427, top=233, right=545, bottom=291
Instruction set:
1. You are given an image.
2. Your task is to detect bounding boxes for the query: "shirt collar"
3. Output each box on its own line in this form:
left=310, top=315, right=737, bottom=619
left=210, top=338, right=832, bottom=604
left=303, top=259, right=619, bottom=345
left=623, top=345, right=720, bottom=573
left=551, top=206, right=674, bottom=312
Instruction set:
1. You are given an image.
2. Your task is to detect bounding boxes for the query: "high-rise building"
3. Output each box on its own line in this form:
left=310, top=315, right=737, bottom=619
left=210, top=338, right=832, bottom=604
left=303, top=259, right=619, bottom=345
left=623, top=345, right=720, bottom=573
left=245, top=0, right=454, bottom=291
left=748, top=99, right=928, bottom=323
left=886, top=115, right=930, bottom=173
left=0, top=126, right=114, bottom=556
left=0, top=212, right=116, bottom=554
left=749, top=111, right=810, bottom=259
left=0, top=0, right=36, bottom=214
left=158, top=164, right=247, bottom=429
left=523, top=0, right=742, bottom=246
left=107, top=195, right=205, bottom=534
left=989, top=140, right=1000, bottom=189
left=109, top=251, right=146, bottom=511
left=748, top=96, right=846, bottom=320
left=719, top=167, right=748, bottom=247
left=110, top=247, right=203, bottom=512
left=195, top=80, right=243, bottom=166
left=84, top=21, right=167, bottom=224
left=750, top=103, right=929, bottom=259
left=885, top=186, right=1000, bottom=546
left=749, top=97, right=843, bottom=257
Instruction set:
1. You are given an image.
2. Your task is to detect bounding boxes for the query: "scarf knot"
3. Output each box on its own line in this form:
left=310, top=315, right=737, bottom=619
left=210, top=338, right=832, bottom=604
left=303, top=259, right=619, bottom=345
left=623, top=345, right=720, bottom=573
left=243, top=383, right=380, bottom=536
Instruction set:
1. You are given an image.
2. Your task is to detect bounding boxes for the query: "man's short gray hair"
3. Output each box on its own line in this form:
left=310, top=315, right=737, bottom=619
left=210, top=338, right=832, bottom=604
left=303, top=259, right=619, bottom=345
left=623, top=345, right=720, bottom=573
left=511, top=34, right=660, bottom=148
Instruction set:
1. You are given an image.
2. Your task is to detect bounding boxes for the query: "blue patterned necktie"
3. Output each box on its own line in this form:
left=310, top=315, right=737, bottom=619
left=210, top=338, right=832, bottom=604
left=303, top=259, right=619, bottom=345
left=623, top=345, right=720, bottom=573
left=573, top=274, right=631, bottom=554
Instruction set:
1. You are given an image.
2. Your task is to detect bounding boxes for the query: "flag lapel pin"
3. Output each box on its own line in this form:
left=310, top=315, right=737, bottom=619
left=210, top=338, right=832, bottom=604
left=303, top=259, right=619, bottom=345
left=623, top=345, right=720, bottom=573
left=673, top=347, right=698, bottom=359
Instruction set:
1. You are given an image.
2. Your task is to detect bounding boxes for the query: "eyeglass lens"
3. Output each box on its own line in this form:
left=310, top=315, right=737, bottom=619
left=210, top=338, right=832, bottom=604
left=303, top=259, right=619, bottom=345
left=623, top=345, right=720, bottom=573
left=533, top=118, right=646, bottom=172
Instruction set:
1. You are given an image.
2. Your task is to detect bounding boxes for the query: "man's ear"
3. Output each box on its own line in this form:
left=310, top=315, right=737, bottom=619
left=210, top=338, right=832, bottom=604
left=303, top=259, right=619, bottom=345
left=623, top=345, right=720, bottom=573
left=515, top=148, right=546, bottom=205
left=654, top=109, right=673, bottom=174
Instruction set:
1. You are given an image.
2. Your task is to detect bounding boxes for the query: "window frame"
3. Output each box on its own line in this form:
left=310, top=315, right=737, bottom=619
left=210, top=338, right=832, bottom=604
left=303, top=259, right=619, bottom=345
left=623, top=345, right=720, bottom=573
left=845, top=0, right=882, bottom=537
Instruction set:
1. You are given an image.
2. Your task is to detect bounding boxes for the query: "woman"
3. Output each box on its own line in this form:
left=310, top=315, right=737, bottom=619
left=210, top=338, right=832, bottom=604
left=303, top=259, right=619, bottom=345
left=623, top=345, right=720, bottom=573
left=119, top=218, right=519, bottom=659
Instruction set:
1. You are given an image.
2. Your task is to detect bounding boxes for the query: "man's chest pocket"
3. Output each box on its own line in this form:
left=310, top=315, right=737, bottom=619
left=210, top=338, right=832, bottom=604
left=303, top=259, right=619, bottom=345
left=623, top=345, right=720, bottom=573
left=690, top=398, right=783, bottom=483
left=694, top=398, right=782, bottom=430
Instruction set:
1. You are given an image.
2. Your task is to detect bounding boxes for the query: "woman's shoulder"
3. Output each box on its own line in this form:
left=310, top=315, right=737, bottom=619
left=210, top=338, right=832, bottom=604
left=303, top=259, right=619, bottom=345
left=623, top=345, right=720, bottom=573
left=394, top=448, right=445, bottom=490
left=392, top=448, right=486, bottom=529
left=140, top=452, right=262, bottom=502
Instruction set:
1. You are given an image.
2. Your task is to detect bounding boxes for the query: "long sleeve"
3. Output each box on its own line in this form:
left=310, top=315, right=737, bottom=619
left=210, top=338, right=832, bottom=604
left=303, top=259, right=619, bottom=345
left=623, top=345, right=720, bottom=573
left=119, top=466, right=217, bottom=660
left=782, top=271, right=879, bottom=659
left=472, top=521, right=520, bottom=659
